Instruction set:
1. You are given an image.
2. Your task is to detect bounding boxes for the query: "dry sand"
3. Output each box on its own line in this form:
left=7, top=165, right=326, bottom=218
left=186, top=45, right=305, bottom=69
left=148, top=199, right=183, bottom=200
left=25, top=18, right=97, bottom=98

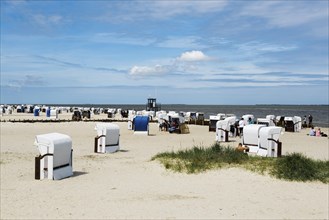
left=1, top=113, right=328, bottom=219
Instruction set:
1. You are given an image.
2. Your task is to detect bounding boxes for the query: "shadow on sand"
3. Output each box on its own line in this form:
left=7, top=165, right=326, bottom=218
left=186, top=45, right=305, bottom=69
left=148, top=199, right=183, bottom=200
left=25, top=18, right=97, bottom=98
left=72, top=171, right=88, bottom=178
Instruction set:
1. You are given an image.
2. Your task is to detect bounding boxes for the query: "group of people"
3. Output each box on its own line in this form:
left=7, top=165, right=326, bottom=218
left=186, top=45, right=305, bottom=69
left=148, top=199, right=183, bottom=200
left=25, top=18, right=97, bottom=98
left=159, top=118, right=180, bottom=133
left=303, top=114, right=313, bottom=128
left=309, top=126, right=327, bottom=137
left=235, top=117, right=253, bottom=137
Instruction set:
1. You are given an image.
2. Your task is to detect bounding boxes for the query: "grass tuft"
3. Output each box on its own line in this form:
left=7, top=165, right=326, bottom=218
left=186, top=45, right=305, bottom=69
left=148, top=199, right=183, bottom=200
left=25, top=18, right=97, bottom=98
left=152, top=143, right=329, bottom=183
left=152, top=143, right=249, bottom=173
left=271, top=153, right=329, bottom=183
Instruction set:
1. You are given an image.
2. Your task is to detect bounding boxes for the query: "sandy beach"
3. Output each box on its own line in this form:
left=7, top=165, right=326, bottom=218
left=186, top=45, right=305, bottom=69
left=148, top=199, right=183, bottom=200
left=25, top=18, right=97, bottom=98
left=1, top=113, right=328, bottom=219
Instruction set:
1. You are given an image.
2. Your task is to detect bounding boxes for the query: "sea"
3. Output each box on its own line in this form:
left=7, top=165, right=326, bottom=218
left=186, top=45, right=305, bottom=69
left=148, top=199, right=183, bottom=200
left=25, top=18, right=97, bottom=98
left=57, top=104, right=329, bottom=128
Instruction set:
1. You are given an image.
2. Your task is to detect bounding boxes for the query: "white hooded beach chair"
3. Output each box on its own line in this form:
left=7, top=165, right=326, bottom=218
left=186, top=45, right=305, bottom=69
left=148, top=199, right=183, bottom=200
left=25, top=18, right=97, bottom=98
left=266, top=115, right=276, bottom=123
left=216, top=116, right=236, bottom=142
left=242, top=114, right=254, bottom=124
left=257, top=118, right=271, bottom=126
left=294, top=116, right=302, bottom=132
left=242, top=124, right=266, bottom=153
left=94, top=123, right=120, bottom=153
left=257, top=115, right=276, bottom=127
left=257, top=126, right=283, bottom=157
left=127, top=110, right=136, bottom=130
left=284, top=116, right=302, bottom=132
left=34, top=133, right=73, bottom=180
left=47, top=108, right=59, bottom=119
left=128, top=116, right=133, bottom=130
left=209, top=115, right=220, bottom=132
left=50, top=109, right=58, bottom=119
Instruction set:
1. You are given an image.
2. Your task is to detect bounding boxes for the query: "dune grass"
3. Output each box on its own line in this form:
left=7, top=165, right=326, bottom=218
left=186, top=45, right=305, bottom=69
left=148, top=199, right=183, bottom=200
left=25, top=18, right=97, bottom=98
left=151, top=143, right=329, bottom=183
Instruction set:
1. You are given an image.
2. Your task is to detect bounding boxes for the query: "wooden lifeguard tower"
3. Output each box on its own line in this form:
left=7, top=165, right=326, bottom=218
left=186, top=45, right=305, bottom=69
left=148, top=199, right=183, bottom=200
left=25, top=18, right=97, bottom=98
left=146, top=98, right=161, bottom=112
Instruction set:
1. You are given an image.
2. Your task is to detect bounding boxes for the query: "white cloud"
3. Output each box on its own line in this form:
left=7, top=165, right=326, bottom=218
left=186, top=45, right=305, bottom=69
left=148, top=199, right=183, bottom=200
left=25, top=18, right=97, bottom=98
left=129, top=65, right=171, bottom=76
left=177, top=50, right=211, bottom=62
left=128, top=50, right=214, bottom=78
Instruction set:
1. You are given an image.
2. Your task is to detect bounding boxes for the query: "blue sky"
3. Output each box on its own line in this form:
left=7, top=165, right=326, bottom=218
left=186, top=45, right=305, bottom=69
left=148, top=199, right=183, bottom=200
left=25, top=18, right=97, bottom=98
left=1, top=0, right=328, bottom=105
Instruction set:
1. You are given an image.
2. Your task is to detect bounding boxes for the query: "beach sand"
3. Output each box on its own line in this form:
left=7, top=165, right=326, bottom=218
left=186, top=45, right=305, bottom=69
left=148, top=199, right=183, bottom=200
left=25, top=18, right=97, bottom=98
left=1, top=113, right=328, bottom=219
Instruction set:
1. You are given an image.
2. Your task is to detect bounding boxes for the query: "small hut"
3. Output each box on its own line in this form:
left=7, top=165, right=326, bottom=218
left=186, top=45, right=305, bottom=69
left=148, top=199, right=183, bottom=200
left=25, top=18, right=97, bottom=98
left=146, top=98, right=161, bottom=112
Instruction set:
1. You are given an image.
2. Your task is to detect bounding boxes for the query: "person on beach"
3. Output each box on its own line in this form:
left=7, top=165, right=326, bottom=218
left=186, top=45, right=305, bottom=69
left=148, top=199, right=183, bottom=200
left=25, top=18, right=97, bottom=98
left=159, top=119, right=169, bottom=131
left=238, top=118, right=245, bottom=137
left=236, top=143, right=249, bottom=153
left=309, top=126, right=315, bottom=136
left=303, top=116, right=307, bottom=128
left=316, top=128, right=321, bottom=137
left=308, top=115, right=313, bottom=127
left=234, top=119, right=240, bottom=136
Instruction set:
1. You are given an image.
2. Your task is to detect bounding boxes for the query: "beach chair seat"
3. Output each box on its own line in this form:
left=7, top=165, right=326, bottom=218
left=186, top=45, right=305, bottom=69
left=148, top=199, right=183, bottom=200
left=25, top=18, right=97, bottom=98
left=94, top=123, right=120, bottom=153
left=34, top=133, right=73, bottom=180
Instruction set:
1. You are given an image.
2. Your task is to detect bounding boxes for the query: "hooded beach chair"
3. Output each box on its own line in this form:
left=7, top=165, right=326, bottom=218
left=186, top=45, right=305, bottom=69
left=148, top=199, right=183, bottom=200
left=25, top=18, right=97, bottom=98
left=216, top=116, right=236, bottom=142
left=257, top=126, right=283, bottom=157
left=284, top=116, right=302, bottom=132
left=257, top=115, right=276, bottom=127
left=34, top=133, right=73, bottom=180
left=209, top=115, right=220, bottom=132
left=242, top=114, right=254, bottom=124
left=167, top=114, right=187, bottom=134
left=94, top=123, right=120, bottom=153
left=294, top=116, right=302, bottom=132
left=33, top=106, right=40, bottom=117
left=242, top=124, right=266, bottom=153
left=127, top=110, right=136, bottom=130
left=46, top=108, right=59, bottom=119
left=133, top=115, right=149, bottom=135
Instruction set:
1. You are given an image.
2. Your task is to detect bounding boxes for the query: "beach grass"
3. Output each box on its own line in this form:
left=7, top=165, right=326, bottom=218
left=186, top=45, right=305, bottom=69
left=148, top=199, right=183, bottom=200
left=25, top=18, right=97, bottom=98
left=151, top=143, right=329, bottom=183
left=270, top=152, right=329, bottom=183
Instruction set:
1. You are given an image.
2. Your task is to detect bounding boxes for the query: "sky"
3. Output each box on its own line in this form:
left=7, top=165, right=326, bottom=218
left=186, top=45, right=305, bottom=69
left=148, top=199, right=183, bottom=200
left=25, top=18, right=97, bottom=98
left=1, top=0, right=328, bottom=105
